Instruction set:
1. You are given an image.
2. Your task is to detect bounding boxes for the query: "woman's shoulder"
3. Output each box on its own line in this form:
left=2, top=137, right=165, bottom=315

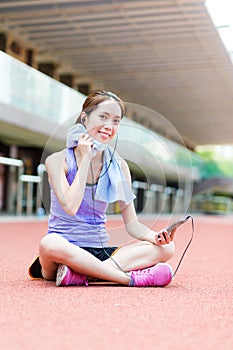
left=108, top=147, right=129, bottom=174
left=120, top=158, right=131, bottom=177
left=45, top=149, right=66, bottom=168
left=114, top=152, right=131, bottom=180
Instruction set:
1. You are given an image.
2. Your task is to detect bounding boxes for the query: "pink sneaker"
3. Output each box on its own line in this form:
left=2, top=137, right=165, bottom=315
left=129, top=263, right=173, bottom=287
left=56, top=264, right=88, bottom=287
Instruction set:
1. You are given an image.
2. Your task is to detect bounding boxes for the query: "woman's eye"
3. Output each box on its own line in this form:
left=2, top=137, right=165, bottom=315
left=99, top=114, right=107, bottom=119
left=114, top=119, right=120, bottom=125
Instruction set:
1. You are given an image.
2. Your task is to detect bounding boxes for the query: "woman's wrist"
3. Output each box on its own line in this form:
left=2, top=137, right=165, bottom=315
left=140, top=230, right=158, bottom=244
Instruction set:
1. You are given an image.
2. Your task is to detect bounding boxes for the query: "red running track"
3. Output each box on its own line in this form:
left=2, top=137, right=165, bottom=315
left=0, top=214, right=232, bottom=350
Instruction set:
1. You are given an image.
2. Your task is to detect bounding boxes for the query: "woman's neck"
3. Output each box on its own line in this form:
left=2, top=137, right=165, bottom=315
left=91, top=151, right=103, bottom=165
left=88, top=152, right=104, bottom=184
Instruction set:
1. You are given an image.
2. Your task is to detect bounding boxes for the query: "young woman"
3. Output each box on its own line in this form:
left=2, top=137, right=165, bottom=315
left=34, top=91, right=176, bottom=287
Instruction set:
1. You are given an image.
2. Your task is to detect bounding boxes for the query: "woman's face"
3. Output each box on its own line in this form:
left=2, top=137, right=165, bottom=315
left=84, top=99, right=122, bottom=143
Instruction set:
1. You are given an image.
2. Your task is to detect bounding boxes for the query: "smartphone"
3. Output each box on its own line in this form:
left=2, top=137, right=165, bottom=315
left=165, top=215, right=191, bottom=234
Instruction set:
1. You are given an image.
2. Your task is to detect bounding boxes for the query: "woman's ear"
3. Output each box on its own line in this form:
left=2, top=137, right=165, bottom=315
left=80, top=112, right=87, bottom=125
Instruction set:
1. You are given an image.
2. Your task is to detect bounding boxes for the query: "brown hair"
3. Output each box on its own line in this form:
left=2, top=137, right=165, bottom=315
left=75, top=90, right=125, bottom=123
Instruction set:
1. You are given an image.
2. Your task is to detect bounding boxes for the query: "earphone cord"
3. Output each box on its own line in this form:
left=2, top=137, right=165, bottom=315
left=90, top=141, right=194, bottom=278
left=90, top=135, right=127, bottom=273
left=90, top=162, right=127, bottom=274
left=172, top=215, right=194, bottom=278
left=96, top=134, right=118, bottom=180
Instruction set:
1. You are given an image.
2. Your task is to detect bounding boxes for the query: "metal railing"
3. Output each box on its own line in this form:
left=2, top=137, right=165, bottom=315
left=18, top=164, right=46, bottom=216
left=0, top=157, right=47, bottom=215
left=0, top=156, right=24, bottom=215
left=132, top=180, right=186, bottom=214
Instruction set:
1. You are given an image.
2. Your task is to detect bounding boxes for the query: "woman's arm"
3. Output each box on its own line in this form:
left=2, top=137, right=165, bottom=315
left=119, top=160, right=171, bottom=246
left=46, top=137, right=93, bottom=216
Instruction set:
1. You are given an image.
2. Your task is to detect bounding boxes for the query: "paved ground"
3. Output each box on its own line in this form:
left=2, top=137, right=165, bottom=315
left=0, top=214, right=232, bottom=350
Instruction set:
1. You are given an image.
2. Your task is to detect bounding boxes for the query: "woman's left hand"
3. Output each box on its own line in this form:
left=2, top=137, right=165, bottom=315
left=154, top=229, right=171, bottom=245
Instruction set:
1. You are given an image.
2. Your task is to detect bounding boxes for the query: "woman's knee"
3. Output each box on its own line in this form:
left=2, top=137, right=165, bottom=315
left=39, top=234, right=68, bottom=259
left=142, top=241, right=175, bottom=263
left=160, top=241, right=175, bottom=262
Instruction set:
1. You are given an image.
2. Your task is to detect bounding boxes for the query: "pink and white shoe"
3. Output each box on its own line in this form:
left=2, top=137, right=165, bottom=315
left=56, top=264, right=88, bottom=287
left=129, top=263, right=173, bottom=287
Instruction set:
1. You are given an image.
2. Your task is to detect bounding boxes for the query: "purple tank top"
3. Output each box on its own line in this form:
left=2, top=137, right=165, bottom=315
left=47, top=148, right=109, bottom=247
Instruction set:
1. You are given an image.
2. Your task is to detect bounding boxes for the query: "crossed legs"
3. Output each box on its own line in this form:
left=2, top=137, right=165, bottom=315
left=39, top=233, right=175, bottom=285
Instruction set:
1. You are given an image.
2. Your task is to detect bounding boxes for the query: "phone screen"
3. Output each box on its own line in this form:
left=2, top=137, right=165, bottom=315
left=165, top=215, right=191, bottom=233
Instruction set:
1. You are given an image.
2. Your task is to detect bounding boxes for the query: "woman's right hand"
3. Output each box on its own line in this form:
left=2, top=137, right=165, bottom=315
left=77, top=134, right=94, bottom=159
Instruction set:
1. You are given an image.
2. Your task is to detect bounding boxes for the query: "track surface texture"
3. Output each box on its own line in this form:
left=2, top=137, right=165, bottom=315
left=0, top=214, right=232, bottom=350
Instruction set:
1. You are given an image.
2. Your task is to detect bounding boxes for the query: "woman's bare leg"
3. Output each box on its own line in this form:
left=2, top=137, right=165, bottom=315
left=39, top=234, right=130, bottom=285
left=39, top=232, right=174, bottom=286
left=104, top=240, right=175, bottom=271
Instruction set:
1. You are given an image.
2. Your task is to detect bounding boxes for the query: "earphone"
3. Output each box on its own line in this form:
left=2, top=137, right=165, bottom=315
left=80, top=111, right=87, bottom=125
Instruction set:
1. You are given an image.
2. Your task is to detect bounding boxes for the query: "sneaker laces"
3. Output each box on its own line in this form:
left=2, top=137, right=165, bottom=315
left=131, top=267, right=158, bottom=287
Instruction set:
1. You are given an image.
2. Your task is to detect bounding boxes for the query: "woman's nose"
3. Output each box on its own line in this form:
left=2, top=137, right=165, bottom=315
left=103, top=121, right=113, bottom=129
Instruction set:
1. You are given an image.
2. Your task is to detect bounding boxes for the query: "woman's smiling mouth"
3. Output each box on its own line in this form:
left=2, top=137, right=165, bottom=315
left=98, top=130, right=111, bottom=140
